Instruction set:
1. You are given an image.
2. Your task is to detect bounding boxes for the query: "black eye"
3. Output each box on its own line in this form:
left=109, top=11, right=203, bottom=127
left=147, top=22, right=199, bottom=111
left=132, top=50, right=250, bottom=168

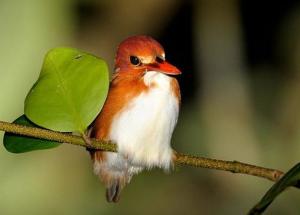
left=130, top=56, right=141, bottom=66
left=156, top=56, right=165, bottom=63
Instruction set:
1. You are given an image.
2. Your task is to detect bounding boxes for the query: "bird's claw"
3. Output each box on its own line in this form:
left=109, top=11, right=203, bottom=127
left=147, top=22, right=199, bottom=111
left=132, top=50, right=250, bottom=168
left=82, top=132, right=94, bottom=151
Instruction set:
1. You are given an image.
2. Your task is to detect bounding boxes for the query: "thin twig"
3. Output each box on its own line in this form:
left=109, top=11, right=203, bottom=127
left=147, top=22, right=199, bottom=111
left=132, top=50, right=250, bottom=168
left=174, top=153, right=283, bottom=181
left=0, top=120, right=284, bottom=182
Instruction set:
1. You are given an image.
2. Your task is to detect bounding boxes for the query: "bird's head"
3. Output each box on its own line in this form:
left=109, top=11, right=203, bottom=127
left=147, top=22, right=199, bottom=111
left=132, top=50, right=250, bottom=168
left=114, top=35, right=181, bottom=78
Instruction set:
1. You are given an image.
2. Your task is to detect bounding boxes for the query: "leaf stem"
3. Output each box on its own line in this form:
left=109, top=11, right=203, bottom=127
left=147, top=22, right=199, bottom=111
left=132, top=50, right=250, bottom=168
left=0, top=120, right=284, bottom=182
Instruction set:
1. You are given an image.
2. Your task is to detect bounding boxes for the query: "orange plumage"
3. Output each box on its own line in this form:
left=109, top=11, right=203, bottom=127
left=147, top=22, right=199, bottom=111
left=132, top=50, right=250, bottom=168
left=90, top=35, right=181, bottom=202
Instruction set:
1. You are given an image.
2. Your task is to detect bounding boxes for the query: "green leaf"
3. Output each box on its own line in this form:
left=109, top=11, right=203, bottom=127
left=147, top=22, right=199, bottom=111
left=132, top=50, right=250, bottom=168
left=3, top=115, right=61, bottom=153
left=248, top=163, right=300, bottom=215
left=24, top=47, right=109, bottom=133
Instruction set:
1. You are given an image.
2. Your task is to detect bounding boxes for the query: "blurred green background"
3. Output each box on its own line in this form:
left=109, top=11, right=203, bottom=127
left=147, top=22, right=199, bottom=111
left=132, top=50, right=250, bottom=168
left=1, top=0, right=300, bottom=214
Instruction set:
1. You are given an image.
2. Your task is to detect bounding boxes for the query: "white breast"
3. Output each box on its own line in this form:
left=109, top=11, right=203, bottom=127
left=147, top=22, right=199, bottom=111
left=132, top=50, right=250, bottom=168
left=108, top=71, right=179, bottom=172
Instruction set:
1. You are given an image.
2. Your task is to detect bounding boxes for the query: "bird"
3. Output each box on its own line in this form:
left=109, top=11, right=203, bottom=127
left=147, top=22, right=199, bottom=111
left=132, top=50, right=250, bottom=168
left=89, top=35, right=181, bottom=203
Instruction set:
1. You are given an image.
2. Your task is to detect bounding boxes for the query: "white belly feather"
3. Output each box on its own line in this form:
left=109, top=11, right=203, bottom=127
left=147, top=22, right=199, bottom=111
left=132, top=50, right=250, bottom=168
left=96, top=72, right=179, bottom=177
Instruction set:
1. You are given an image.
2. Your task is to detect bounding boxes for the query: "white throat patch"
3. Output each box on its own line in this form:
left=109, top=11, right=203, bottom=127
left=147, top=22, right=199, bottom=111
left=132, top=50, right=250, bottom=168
left=143, top=71, right=172, bottom=88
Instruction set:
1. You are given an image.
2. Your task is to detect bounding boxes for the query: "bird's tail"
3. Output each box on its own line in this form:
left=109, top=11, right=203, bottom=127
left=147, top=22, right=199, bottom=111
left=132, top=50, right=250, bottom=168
left=106, top=179, right=124, bottom=203
left=87, top=125, right=129, bottom=203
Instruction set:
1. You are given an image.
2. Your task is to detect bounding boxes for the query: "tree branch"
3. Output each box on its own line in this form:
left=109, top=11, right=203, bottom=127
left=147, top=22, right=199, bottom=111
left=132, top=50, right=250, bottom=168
left=0, top=120, right=284, bottom=182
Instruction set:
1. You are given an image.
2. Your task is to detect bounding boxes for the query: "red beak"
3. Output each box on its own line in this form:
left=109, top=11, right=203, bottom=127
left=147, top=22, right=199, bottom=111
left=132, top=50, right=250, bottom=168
left=146, top=61, right=181, bottom=75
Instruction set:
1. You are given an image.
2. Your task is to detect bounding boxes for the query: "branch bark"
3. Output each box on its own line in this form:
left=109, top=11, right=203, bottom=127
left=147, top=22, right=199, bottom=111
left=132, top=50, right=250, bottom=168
left=0, top=120, right=284, bottom=182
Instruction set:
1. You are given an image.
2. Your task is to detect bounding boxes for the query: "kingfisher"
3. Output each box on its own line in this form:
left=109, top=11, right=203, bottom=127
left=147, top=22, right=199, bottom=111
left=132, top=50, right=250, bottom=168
left=89, top=35, right=181, bottom=202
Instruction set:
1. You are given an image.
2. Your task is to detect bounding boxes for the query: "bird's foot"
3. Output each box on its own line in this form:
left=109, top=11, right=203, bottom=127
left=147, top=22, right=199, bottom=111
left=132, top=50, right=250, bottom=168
left=82, top=130, right=94, bottom=153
